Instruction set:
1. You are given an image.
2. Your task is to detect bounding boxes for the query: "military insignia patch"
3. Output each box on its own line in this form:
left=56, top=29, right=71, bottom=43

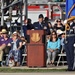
left=31, top=33, right=40, bottom=43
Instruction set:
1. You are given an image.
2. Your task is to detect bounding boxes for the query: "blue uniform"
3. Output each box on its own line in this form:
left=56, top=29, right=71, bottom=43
left=65, top=23, right=75, bottom=71
left=33, top=22, right=44, bottom=30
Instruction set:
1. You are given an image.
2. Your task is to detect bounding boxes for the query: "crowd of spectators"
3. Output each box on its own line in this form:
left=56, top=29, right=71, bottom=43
left=0, top=14, right=67, bottom=67
left=0, top=28, right=26, bottom=67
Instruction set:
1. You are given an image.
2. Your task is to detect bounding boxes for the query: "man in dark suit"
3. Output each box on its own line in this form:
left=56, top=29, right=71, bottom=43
left=33, top=14, right=44, bottom=30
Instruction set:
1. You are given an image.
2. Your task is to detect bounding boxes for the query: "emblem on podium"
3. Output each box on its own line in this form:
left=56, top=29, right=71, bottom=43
left=31, top=33, right=40, bottom=42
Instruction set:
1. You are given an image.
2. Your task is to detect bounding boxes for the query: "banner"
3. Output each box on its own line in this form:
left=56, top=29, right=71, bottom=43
left=66, top=0, right=75, bottom=18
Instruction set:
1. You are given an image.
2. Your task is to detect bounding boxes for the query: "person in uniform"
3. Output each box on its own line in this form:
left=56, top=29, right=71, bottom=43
left=64, top=17, right=75, bottom=71
left=33, top=14, right=44, bottom=30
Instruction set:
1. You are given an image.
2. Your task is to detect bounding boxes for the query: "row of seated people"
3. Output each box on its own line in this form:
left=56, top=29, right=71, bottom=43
left=0, top=29, right=65, bottom=67
left=1, top=13, right=75, bottom=68
left=22, top=14, right=65, bottom=39
left=22, top=14, right=66, bottom=67
left=0, top=29, right=26, bottom=67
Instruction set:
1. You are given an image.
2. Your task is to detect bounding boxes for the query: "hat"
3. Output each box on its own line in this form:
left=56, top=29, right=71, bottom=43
left=61, top=31, right=65, bottom=34
left=57, top=30, right=65, bottom=35
left=12, top=31, right=18, bottom=37
left=12, top=31, right=18, bottom=35
left=1, top=29, right=7, bottom=34
left=38, top=14, right=44, bottom=18
left=67, top=16, right=75, bottom=21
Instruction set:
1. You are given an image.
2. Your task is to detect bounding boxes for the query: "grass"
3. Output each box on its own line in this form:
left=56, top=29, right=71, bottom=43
left=0, top=68, right=66, bottom=73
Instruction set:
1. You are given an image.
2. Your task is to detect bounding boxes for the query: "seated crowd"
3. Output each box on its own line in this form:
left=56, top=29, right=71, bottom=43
left=0, top=29, right=26, bottom=67
left=0, top=14, right=67, bottom=67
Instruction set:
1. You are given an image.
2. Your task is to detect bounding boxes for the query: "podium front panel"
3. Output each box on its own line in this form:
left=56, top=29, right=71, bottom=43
left=27, top=44, right=46, bottom=67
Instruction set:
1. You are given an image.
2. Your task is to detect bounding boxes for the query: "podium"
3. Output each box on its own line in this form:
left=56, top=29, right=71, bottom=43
left=27, top=30, right=46, bottom=67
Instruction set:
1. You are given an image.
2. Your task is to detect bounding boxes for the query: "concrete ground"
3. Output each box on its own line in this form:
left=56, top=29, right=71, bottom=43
left=0, top=65, right=75, bottom=75
left=0, top=72, right=75, bottom=75
left=10, top=65, right=68, bottom=69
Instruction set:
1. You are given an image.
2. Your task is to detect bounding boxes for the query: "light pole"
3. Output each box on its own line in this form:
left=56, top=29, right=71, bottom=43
left=1, top=0, right=4, bottom=26
left=23, top=0, right=28, bottom=19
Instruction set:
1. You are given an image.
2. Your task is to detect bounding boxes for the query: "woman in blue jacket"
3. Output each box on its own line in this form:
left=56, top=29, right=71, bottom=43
left=7, top=32, right=22, bottom=67
left=47, top=31, right=61, bottom=65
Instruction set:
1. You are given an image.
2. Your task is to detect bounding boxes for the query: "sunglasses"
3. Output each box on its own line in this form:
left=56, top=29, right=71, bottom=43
left=14, top=34, right=18, bottom=36
left=52, top=34, right=56, bottom=35
left=57, top=21, right=61, bottom=22
left=3, top=33, right=7, bottom=34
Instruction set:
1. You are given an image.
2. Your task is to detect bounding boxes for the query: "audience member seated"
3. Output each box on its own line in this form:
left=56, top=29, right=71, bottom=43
left=20, top=36, right=27, bottom=65
left=43, top=17, right=49, bottom=27
left=26, top=18, right=34, bottom=30
left=53, top=19, right=65, bottom=35
left=60, top=32, right=65, bottom=52
left=7, top=31, right=22, bottom=67
left=0, top=29, right=12, bottom=66
left=22, top=19, right=28, bottom=39
left=46, top=31, right=61, bottom=66
left=46, top=35, right=51, bottom=42
left=47, top=22, right=54, bottom=35
left=22, top=18, right=34, bottom=40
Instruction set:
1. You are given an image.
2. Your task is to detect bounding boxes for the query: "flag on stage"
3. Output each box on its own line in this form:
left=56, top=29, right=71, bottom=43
left=66, top=0, right=75, bottom=18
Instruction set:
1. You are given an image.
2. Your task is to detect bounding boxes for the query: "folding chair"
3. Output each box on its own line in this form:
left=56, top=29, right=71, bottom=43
left=22, top=53, right=27, bottom=65
left=57, top=46, right=67, bottom=66
left=22, top=45, right=27, bottom=65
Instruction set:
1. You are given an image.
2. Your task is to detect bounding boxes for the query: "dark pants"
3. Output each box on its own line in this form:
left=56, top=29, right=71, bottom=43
left=65, top=36, right=75, bottom=70
left=3, top=46, right=11, bottom=61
